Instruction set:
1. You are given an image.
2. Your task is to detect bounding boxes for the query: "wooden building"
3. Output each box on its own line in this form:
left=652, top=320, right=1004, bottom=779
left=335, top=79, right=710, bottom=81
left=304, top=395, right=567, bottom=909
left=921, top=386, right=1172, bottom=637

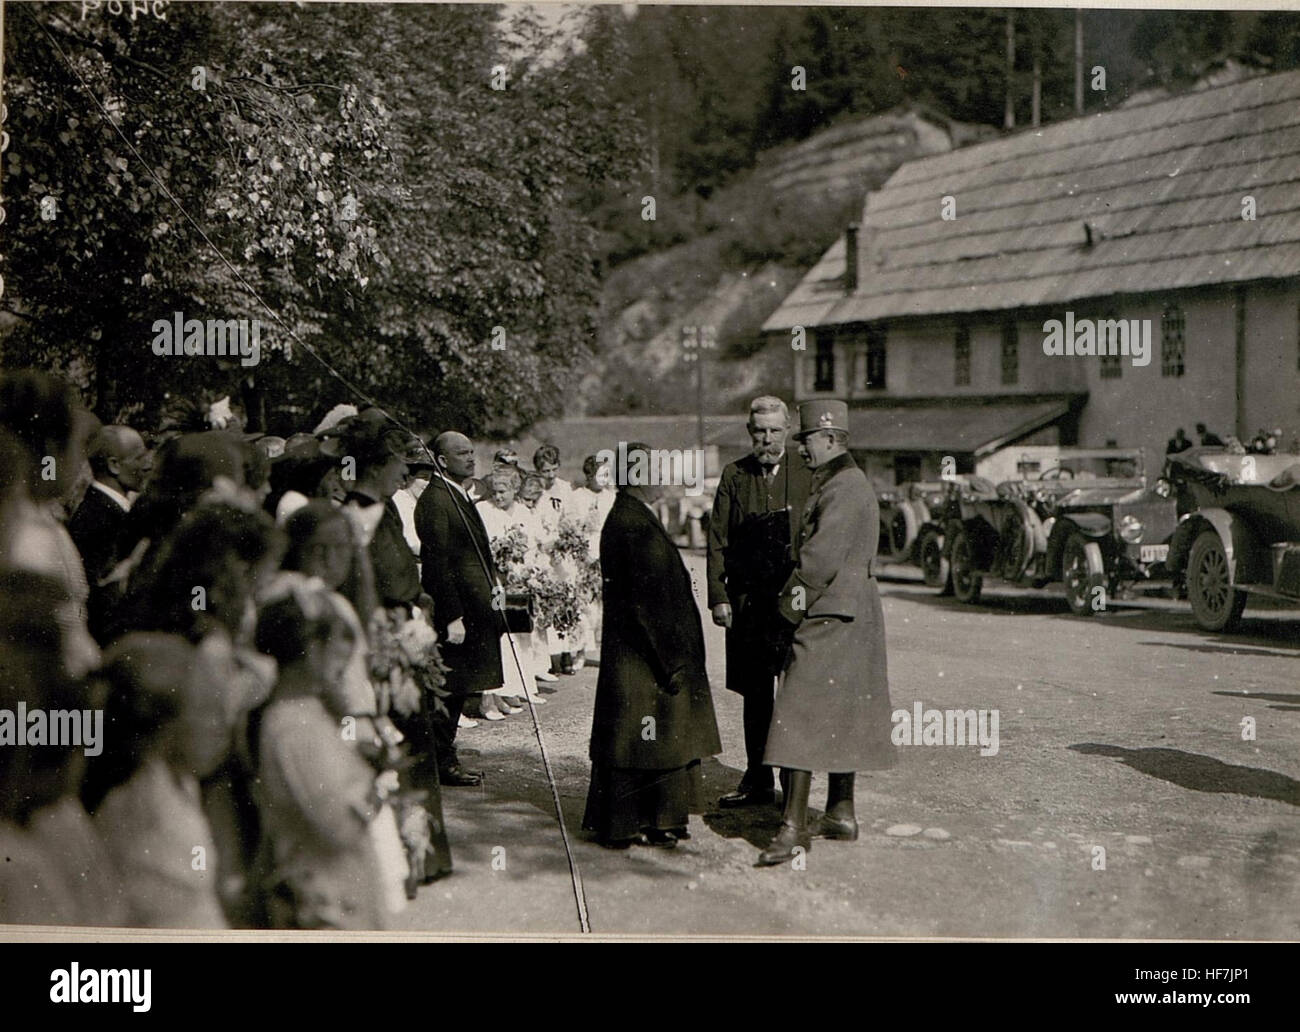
left=762, top=69, right=1300, bottom=486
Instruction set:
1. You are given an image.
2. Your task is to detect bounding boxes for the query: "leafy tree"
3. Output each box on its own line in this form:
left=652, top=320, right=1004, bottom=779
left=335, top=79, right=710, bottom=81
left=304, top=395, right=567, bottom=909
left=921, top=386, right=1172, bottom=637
left=3, top=2, right=642, bottom=437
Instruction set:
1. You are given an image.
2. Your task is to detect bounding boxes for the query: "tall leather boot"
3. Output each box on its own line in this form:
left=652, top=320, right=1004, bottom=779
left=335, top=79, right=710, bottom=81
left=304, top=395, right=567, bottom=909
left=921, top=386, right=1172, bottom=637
left=818, top=772, right=859, bottom=840
left=757, top=769, right=812, bottom=866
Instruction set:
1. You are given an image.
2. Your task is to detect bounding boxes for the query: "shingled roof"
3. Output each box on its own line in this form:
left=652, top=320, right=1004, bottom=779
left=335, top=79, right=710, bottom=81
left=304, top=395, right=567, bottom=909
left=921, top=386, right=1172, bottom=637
left=763, top=68, right=1300, bottom=332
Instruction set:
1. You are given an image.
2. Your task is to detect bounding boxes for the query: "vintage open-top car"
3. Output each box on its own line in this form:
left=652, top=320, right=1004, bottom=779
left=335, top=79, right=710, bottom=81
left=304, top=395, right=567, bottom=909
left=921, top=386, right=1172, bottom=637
left=942, top=448, right=1178, bottom=615
left=1164, top=447, right=1300, bottom=631
left=877, top=481, right=948, bottom=568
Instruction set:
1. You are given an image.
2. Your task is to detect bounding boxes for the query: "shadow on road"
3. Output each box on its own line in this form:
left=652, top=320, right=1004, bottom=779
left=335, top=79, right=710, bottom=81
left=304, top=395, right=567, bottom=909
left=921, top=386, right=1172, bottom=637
left=445, top=748, right=769, bottom=873
left=1140, top=638, right=1300, bottom=658
left=886, top=583, right=1300, bottom=649
left=1070, top=743, right=1300, bottom=806
left=1210, top=689, right=1300, bottom=712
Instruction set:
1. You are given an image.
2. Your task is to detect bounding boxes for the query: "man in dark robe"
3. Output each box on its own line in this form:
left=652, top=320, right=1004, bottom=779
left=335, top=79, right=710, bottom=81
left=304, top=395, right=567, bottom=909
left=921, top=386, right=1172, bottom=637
left=706, top=396, right=811, bottom=808
left=583, top=442, right=722, bottom=848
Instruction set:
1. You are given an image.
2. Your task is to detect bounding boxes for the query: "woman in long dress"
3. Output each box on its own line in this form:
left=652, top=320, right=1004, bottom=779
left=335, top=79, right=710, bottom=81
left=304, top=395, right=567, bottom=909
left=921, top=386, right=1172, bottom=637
left=253, top=580, right=392, bottom=929
left=477, top=468, right=547, bottom=712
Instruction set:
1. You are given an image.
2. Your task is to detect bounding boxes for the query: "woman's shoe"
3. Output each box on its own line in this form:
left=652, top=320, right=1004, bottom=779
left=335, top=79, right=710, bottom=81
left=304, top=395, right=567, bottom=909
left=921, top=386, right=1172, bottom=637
left=535, top=671, right=559, bottom=683
left=457, top=714, right=479, bottom=729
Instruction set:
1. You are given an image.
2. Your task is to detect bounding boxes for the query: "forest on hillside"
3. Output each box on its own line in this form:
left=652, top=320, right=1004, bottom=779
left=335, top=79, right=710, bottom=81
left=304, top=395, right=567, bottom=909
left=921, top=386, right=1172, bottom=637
left=6, top=5, right=1300, bottom=434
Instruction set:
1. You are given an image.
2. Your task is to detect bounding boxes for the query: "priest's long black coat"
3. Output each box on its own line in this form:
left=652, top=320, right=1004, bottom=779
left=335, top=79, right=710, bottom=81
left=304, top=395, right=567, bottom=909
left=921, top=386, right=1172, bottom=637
left=414, top=477, right=504, bottom=697
left=590, top=492, right=721, bottom=770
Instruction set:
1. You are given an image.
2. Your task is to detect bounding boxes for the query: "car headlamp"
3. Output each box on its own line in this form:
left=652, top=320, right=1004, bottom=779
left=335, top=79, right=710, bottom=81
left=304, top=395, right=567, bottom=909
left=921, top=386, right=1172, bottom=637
left=1118, top=513, right=1144, bottom=543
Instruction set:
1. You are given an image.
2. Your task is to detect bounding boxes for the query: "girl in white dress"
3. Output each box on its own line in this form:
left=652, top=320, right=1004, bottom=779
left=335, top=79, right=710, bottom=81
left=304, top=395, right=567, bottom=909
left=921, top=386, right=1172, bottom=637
left=476, top=470, right=549, bottom=712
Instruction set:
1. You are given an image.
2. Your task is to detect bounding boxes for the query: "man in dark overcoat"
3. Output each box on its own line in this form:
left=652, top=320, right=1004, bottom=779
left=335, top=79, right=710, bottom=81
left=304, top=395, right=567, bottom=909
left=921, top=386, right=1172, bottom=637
left=583, top=442, right=722, bottom=848
left=757, top=401, right=896, bottom=866
left=707, top=396, right=811, bottom=808
left=414, top=430, right=505, bottom=786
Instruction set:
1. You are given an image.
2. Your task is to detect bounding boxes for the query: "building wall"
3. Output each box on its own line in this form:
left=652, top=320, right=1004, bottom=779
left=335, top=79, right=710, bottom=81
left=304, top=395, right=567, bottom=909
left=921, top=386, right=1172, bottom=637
left=1242, top=281, right=1300, bottom=448
left=798, top=280, right=1300, bottom=476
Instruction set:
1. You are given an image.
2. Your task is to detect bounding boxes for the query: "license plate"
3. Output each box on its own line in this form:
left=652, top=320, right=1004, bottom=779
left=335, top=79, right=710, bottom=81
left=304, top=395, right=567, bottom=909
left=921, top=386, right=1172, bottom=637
left=1140, top=544, right=1168, bottom=564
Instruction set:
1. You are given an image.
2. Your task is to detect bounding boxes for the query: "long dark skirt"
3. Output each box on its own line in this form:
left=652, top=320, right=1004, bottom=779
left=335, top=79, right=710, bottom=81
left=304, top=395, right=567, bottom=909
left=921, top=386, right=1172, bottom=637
left=391, top=702, right=452, bottom=878
left=582, top=760, right=701, bottom=842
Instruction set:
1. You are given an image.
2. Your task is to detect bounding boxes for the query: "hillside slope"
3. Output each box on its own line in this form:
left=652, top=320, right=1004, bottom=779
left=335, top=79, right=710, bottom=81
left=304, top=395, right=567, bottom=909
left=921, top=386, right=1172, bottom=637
left=579, top=107, right=996, bottom=417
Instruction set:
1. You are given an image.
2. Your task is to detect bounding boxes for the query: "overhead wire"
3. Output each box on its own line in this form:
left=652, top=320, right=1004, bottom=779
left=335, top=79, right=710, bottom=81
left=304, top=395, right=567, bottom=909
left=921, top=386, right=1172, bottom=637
left=25, top=7, right=591, bottom=933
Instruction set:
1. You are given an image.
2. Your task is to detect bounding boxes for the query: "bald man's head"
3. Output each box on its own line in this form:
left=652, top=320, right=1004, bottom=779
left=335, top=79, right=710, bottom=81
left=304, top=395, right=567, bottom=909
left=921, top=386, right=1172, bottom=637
left=434, top=431, right=476, bottom=482
left=87, top=425, right=152, bottom=492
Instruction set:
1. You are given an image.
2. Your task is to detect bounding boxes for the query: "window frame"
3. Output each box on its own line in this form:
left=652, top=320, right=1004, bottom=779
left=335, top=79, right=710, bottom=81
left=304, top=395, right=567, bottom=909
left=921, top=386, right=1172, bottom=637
left=1000, top=320, right=1019, bottom=386
left=954, top=324, right=972, bottom=387
left=1161, top=303, right=1185, bottom=378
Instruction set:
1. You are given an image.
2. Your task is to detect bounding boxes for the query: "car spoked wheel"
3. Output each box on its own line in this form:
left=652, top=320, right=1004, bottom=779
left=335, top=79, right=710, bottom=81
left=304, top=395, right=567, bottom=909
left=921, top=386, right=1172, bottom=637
left=1186, top=529, right=1247, bottom=632
left=919, top=528, right=951, bottom=593
left=890, top=509, right=911, bottom=555
left=950, top=527, right=982, bottom=604
left=1062, top=531, right=1105, bottom=616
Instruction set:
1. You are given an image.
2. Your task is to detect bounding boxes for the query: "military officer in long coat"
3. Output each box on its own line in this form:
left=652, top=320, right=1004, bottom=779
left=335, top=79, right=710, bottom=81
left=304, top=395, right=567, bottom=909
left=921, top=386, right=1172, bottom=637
left=757, top=401, right=896, bottom=866
left=707, top=396, right=811, bottom=809
left=583, top=442, right=722, bottom=848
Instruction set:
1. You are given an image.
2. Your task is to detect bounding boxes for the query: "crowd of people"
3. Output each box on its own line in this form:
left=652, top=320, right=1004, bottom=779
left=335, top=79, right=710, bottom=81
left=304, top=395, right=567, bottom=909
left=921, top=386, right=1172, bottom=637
left=0, top=371, right=615, bottom=929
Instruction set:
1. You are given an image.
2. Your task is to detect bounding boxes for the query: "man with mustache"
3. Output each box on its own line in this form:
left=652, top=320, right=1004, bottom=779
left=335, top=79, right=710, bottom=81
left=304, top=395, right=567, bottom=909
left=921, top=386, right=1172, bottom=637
left=706, top=396, right=811, bottom=809
left=415, top=430, right=504, bottom=786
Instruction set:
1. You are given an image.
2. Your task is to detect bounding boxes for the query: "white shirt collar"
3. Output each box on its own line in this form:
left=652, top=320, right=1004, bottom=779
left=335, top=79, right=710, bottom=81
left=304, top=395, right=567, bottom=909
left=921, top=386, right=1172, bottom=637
left=443, top=476, right=470, bottom=502
left=91, top=480, right=133, bottom=511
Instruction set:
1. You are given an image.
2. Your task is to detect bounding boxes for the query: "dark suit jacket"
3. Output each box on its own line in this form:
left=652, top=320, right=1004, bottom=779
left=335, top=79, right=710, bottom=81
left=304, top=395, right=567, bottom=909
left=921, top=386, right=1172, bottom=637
left=414, top=477, right=503, bottom=696
left=705, top=451, right=812, bottom=610
left=590, top=492, right=721, bottom=770
left=68, top=484, right=129, bottom=586
left=705, top=451, right=812, bottom=695
left=69, top=484, right=132, bottom=644
left=343, top=492, right=420, bottom=609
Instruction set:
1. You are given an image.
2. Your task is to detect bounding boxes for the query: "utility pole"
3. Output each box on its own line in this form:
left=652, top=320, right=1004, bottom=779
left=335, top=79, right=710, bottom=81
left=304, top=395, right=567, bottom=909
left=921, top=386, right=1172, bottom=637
left=1004, top=9, right=1016, bottom=130
left=682, top=324, right=715, bottom=457
left=1029, top=13, right=1040, bottom=129
left=1075, top=9, right=1084, bottom=115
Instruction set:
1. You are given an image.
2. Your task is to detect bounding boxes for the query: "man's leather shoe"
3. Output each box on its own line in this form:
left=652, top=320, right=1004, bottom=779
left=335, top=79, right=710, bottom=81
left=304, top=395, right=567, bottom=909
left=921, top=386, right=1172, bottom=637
left=439, top=765, right=484, bottom=787
left=597, top=834, right=644, bottom=850
left=642, top=829, right=678, bottom=848
left=815, top=813, right=859, bottom=840
left=718, top=786, right=777, bottom=809
left=756, top=822, right=811, bottom=866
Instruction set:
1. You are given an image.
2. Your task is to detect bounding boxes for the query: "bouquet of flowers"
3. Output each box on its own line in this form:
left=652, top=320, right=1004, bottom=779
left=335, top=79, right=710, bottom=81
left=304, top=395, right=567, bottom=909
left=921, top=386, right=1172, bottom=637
left=369, top=604, right=449, bottom=719
left=531, top=568, right=584, bottom=635
left=547, top=514, right=601, bottom=607
left=491, top=524, right=533, bottom=587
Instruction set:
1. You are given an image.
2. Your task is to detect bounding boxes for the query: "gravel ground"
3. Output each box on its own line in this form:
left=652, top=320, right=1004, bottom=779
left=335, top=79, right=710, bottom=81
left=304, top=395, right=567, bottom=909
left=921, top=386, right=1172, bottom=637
left=393, top=556, right=1300, bottom=939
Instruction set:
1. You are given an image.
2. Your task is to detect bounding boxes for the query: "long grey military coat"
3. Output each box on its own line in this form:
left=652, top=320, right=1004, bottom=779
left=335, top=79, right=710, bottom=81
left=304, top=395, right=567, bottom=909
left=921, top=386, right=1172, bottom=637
left=764, top=452, right=896, bottom=773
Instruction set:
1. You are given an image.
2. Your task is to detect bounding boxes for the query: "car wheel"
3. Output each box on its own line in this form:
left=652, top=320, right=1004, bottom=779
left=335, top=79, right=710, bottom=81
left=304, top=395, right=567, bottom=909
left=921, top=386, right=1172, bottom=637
left=1062, top=531, right=1105, bottom=616
left=950, top=527, right=982, bottom=604
left=1186, top=529, right=1247, bottom=632
left=919, top=528, right=951, bottom=592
